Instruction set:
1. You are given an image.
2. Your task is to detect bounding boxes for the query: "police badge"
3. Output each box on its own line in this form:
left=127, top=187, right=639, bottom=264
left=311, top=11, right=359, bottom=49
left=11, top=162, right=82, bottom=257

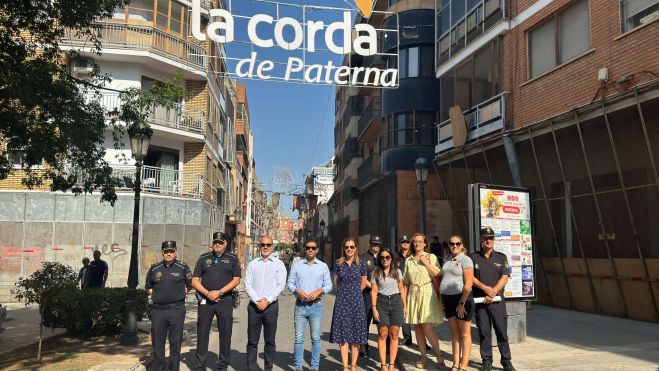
left=205, top=258, right=212, bottom=267
left=155, top=271, right=162, bottom=281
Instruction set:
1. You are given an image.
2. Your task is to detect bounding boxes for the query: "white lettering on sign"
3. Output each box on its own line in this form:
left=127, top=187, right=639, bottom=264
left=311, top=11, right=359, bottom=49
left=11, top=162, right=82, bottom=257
left=191, top=0, right=398, bottom=87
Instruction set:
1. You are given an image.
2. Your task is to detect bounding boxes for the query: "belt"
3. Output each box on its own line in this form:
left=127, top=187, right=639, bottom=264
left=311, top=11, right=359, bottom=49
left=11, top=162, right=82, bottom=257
left=152, top=300, right=184, bottom=310
left=377, top=293, right=400, bottom=299
left=296, top=299, right=320, bottom=306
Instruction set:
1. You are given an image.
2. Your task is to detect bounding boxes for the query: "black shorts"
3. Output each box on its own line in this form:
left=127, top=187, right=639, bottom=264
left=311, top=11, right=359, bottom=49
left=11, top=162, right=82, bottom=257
left=375, top=293, right=405, bottom=326
left=442, top=294, right=475, bottom=321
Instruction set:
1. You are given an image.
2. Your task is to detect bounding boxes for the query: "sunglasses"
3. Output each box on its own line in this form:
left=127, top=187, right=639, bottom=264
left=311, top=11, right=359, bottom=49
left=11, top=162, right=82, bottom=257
left=163, top=249, right=176, bottom=254
left=449, top=242, right=462, bottom=246
left=381, top=255, right=392, bottom=260
left=260, top=243, right=273, bottom=247
left=214, top=240, right=226, bottom=244
left=482, top=236, right=495, bottom=240
left=305, top=246, right=318, bottom=250
left=344, top=245, right=356, bottom=250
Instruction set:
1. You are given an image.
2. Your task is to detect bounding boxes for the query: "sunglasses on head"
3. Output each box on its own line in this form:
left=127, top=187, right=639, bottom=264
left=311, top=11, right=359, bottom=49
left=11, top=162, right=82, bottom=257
left=449, top=242, right=462, bottom=246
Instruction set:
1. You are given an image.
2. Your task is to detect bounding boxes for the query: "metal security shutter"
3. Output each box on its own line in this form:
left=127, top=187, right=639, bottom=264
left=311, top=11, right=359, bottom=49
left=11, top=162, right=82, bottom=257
left=529, top=20, right=556, bottom=78
left=623, top=0, right=658, bottom=18
left=559, top=0, right=590, bottom=63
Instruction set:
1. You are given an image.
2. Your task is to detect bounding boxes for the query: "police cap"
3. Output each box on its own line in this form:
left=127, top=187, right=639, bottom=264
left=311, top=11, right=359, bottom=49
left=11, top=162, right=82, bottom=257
left=212, top=231, right=227, bottom=243
left=161, top=240, right=177, bottom=251
left=398, top=235, right=410, bottom=243
left=480, top=228, right=496, bottom=238
left=370, top=235, right=382, bottom=245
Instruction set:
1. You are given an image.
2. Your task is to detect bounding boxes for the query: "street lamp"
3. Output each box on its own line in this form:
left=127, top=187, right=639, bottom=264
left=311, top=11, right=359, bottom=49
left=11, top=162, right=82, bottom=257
left=319, top=219, right=326, bottom=261
left=415, top=157, right=429, bottom=234
left=122, top=125, right=152, bottom=346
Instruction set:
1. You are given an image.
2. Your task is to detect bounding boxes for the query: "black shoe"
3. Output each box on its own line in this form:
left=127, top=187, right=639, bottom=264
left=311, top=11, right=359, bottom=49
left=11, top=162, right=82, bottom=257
left=502, top=361, right=516, bottom=371
left=359, top=350, right=366, bottom=357
left=403, top=338, right=413, bottom=346
left=482, top=361, right=493, bottom=371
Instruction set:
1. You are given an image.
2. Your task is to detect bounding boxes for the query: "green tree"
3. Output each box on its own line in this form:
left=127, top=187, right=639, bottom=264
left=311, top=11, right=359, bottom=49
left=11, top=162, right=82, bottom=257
left=0, top=0, right=183, bottom=204
left=12, top=262, right=79, bottom=361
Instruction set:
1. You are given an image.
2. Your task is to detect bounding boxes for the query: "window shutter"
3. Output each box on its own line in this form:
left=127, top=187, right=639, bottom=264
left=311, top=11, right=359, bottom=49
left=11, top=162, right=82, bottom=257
left=623, top=0, right=658, bottom=18
left=529, top=20, right=556, bottom=78
left=559, top=0, right=590, bottom=63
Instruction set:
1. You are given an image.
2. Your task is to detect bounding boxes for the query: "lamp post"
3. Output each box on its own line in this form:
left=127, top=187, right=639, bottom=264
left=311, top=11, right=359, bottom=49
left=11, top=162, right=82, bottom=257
left=415, top=157, right=429, bottom=234
left=122, top=125, right=152, bottom=346
left=319, top=219, right=326, bottom=261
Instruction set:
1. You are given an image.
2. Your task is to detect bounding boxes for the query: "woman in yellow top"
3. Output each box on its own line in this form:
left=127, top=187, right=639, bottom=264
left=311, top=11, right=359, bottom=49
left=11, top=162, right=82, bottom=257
left=404, top=233, right=447, bottom=370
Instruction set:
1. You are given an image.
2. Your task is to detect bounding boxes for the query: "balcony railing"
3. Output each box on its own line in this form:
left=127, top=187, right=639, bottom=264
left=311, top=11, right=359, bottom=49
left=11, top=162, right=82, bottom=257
left=342, top=95, right=364, bottom=126
left=87, top=91, right=204, bottom=134
left=63, top=22, right=206, bottom=71
left=436, top=92, right=507, bottom=154
left=358, top=96, right=382, bottom=138
left=110, top=165, right=203, bottom=197
left=357, top=153, right=381, bottom=189
left=436, top=0, right=506, bottom=64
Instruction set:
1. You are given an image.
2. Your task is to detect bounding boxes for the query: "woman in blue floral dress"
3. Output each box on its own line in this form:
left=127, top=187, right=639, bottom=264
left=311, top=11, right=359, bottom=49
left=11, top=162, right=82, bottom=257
left=330, top=237, right=368, bottom=371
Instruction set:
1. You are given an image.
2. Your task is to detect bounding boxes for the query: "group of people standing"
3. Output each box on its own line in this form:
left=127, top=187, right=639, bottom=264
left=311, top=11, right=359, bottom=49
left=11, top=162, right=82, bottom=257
left=144, top=228, right=516, bottom=371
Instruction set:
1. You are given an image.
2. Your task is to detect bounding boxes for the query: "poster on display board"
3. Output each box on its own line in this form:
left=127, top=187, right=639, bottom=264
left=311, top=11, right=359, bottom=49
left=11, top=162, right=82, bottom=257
left=468, top=184, right=536, bottom=301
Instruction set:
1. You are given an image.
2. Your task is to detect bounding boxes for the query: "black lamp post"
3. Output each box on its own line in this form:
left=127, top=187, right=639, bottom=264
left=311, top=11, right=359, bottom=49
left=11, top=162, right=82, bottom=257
left=415, top=157, right=429, bottom=234
left=122, top=125, right=152, bottom=346
left=319, top=219, right=326, bottom=261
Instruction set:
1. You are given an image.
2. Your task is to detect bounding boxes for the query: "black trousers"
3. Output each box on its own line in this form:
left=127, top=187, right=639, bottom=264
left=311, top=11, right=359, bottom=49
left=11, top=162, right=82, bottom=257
left=246, top=301, right=279, bottom=371
left=401, top=323, right=412, bottom=342
left=475, top=301, right=512, bottom=363
left=361, top=290, right=374, bottom=352
left=151, top=304, right=185, bottom=371
left=195, top=296, right=233, bottom=370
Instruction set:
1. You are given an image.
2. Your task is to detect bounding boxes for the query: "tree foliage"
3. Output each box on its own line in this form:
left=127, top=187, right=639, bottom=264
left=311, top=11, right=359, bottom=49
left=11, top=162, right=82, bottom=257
left=0, top=0, right=184, bottom=205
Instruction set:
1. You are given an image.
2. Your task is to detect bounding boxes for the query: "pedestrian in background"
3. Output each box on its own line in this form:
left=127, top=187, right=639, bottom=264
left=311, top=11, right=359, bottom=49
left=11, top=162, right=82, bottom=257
left=145, top=241, right=191, bottom=371
left=192, top=231, right=241, bottom=371
left=86, top=250, right=108, bottom=288
left=404, top=233, right=447, bottom=369
left=359, top=234, right=382, bottom=357
left=287, top=239, right=333, bottom=371
left=244, top=235, right=287, bottom=371
left=440, top=235, right=474, bottom=371
left=330, top=237, right=368, bottom=371
left=78, top=257, right=90, bottom=288
left=430, top=236, right=442, bottom=258
left=471, top=228, right=516, bottom=371
left=371, top=247, right=407, bottom=371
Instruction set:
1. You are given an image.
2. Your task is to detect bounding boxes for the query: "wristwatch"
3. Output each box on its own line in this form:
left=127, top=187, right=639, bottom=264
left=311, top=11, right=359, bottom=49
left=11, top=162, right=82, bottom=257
left=458, top=301, right=465, bottom=305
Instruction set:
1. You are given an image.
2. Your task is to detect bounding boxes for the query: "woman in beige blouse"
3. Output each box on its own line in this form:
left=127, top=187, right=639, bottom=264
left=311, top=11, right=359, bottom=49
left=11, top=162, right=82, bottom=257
left=404, top=233, right=447, bottom=370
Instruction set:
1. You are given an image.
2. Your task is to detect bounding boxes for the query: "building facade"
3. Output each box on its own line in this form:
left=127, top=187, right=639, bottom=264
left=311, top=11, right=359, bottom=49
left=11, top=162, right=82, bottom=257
left=0, top=0, right=259, bottom=300
left=433, top=0, right=659, bottom=322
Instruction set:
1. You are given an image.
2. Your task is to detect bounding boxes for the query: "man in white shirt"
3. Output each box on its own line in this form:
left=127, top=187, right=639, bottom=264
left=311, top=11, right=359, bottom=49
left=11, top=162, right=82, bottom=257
left=244, top=235, right=287, bottom=371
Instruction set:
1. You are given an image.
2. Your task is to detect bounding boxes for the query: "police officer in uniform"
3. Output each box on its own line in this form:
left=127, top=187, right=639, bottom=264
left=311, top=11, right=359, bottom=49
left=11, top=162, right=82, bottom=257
left=471, top=228, right=516, bottom=371
left=145, top=240, right=192, bottom=371
left=192, top=232, right=241, bottom=371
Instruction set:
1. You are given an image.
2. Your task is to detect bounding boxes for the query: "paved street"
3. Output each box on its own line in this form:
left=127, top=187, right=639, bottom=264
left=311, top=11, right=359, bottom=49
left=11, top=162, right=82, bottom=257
left=167, top=285, right=659, bottom=371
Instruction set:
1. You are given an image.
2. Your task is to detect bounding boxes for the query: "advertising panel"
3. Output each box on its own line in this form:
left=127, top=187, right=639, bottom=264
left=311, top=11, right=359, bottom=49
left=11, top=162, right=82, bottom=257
left=469, top=184, right=536, bottom=301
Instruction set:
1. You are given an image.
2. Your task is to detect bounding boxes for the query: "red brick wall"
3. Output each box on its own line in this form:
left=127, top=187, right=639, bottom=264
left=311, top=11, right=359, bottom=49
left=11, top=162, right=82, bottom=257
left=501, top=0, right=659, bottom=128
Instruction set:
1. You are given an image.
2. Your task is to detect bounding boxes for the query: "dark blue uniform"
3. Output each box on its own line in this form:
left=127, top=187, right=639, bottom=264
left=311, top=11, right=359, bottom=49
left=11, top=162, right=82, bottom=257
left=145, top=260, right=192, bottom=371
left=471, top=249, right=512, bottom=365
left=193, top=251, right=241, bottom=371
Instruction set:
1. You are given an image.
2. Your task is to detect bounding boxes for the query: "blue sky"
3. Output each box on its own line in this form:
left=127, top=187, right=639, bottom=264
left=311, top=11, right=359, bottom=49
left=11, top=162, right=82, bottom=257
left=224, top=0, right=356, bottom=216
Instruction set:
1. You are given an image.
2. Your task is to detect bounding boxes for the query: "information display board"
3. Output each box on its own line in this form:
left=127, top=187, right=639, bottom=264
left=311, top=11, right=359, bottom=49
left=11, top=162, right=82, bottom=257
left=469, top=184, right=536, bottom=301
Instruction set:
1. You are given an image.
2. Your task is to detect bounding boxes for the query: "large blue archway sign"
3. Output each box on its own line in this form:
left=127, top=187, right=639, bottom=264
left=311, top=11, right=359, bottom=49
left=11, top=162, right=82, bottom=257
left=191, top=0, right=399, bottom=87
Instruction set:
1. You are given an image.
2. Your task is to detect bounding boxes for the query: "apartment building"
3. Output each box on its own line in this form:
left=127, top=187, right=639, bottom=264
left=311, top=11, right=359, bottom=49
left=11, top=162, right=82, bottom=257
left=433, top=0, right=659, bottom=321
left=329, top=0, right=453, bottom=255
left=0, top=0, right=258, bottom=300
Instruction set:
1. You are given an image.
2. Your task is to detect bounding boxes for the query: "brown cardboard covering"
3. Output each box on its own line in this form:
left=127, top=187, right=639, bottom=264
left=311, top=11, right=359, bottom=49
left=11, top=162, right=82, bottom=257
left=613, top=258, right=658, bottom=321
left=587, top=259, right=625, bottom=317
left=647, top=259, right=659, bottom=316
left=563, top=258, right=596, bottom=313
left=542, top=257, right=570, bottom=308
left=449, top=105, right=467, bottom=148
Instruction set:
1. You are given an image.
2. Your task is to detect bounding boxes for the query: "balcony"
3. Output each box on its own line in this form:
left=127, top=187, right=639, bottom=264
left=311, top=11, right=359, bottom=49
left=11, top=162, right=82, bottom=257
left=357, top=153, right=382, bottom=190
left=111, top=165, right=203, bottom=198
left=63, top=22, right=206, bottom=72
left=88, top=91, right=205, bottom=136
left=435, top=92, right=507, bottom=154
left=357, top=96, right=382, bottom=140
left=436, top=0, right=506, bottom=65
left=342, top=95, right=364, bottom=127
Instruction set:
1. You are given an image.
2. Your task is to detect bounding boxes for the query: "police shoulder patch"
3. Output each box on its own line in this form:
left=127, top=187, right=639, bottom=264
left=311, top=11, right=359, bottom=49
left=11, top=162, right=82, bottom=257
left=474, top=263, right=479, bottom=270
left=205, top=258, right=212, bottom=266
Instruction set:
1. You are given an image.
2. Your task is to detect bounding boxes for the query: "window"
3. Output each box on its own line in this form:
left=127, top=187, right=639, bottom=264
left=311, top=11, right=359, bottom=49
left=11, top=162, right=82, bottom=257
left=387, top=111, right=438, bottom=146
left=7, top=150, right=43, bottom=169
left=528, top=0, right=590, bottom=79
left=408, top=47, right=419, bottom=78
left=621, top=0, right=659, bottom=32
left=397, top=46, right=435, bottom=79
left=113, top=0, right=188, bottom=36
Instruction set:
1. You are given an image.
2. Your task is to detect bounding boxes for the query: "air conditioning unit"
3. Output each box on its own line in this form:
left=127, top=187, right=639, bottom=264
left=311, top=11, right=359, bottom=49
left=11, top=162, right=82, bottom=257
left=72, top=58, right=94, bottom=76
